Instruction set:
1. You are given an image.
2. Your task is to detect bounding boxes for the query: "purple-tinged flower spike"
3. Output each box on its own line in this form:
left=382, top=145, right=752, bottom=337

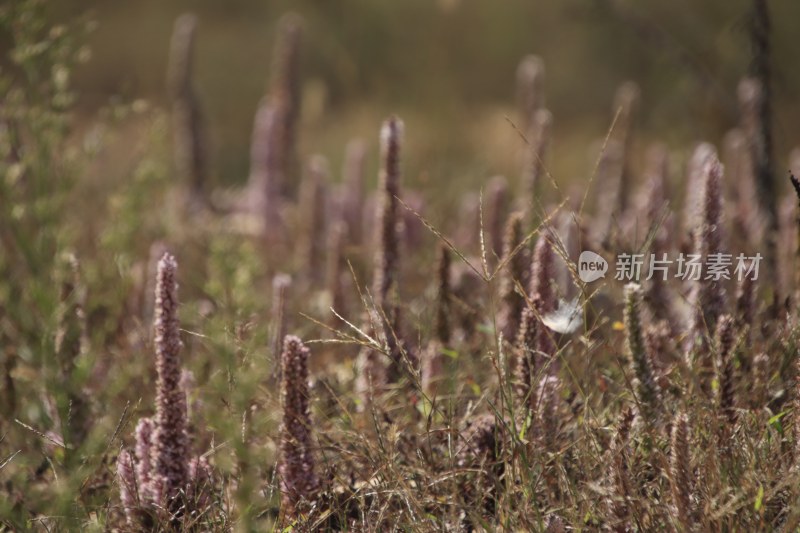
left=134, top=417, right=154, bottom=505
left=689, top=154, right=727, bottom=381
left=279, top=335, right=320, bottom=520
left=777, top=194, right=795, bottom=306
left=670, top=412, right=695, bottom=532
left=150, top=253, right=190, bottom=515
left=516, top=55, right=545, bottom=132
left=271, top=274, right=291, bottom=368
left=514, top=307, right=538, bottom=414
left=456, top=192, right=480, bottom=250
left=342, top=139, right=367, bottom=246
left=715, top=315, right=737, bottom=426
left=434, top=243, right=452, bottom=346
left=373, top=116, right=403, bottom=312
left=269, top=13, right=303, bottom=199
left=498, top=211, right=529, bottom=342
left=167, top=14, right=207, bottom=207
left=457, top=413, right=499, bottom=468
left=611, top=81, right=639, bottom=213
left=682, top=143, right=716, bottom=241
left=373, top=116, right=411, bottom=379
left=325, top=220, right=347, bottom=319
left=529, top=234, right=556, bottom=366
left=422, top=244, right=451, bottom=395
left=486, top=175, right=509, bottom=259
left=297, top=155, right=329, bottom=285
left=355, top=342, right=387, bottom=411
left=735, top=271, right=755, bottom=353
left=117, top=450, right=141, bottom=528
left=639, top=144, right=675, bottom=324
left=724, top=129, right=764, bottom=251
left=537, top=375, right=561, bottom=450
left=624, top=283, right=661, bottom=425
left=738, top=74, right=777, bottom=270
left=592, top=139, right=624, bottom=248
left=523, top=109, right=552, bottom=213
left=608, top=406, right=635, bottom=527
left=789, top=171, right=800, bottom=312
left=247, top=99, right=286, bottom=237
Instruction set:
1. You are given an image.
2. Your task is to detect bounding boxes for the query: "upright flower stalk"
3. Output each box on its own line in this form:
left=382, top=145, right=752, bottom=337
left=623, top=283, right=661, bottom=424
left=279, top=335, right=320, bottom=520
left=689, top=154, right=726, bottom=391
left=167, top=14, right=207, bottom=206
left=117, top=253, right=213, bottom=529
left=151, top=253, right=190, bottom=513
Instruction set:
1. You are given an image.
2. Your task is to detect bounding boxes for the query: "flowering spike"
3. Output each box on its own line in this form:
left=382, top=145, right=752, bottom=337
left=167, top=14, right=207, bottom=205
left=498, top=211, right=529, bottom=341
left=529, top=234, right=556, bottom=364
left=279, top=335, right=320, bottom=520
left=150, top=253, right=190, bottom=513
left=670, top=412, right=694, bottom=531
left=624, top=283, right=661, bottom=423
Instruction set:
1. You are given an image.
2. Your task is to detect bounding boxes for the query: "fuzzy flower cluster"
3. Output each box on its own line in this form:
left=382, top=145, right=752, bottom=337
left=117, top=253, right=213, bottom=529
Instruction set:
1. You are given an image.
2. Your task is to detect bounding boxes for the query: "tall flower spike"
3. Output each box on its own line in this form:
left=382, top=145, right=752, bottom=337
left=742, top=0, right=778, bottom=261
left=117, top=450, right=141, bottom=528
left=789, top=172, right=800, bottom=311
left=486, top=175, right=509, bottom=259
left=279, top=335, right=320, bottom=520
left=682, top=143, right=716, bottom=238
left=247, top=99, right=286, bottom=237
left=342, top=139, right=367, bottom=246
left=373, top=116, right=403, bottom=311
left=690, top=154, right=726, bottom=382
left=372, top=116, right=411, bottom=379
left=670, top=412, right=694, bottom=532
left=515, top=55, right=545, bottom=133
left=270, top=13, right=303, bottom=199
left=537, top=375, right=561, bottom=450
left=167, top=14, right=207, bottom=205
left=611, top=81, right=639, bottom=213
left=514, top=307, right=538, bottom=413
left=422, top=244, right=452, bottom=395
left=715, top=315, right=737, bottom=426
left=325, top=220, right=347, bottom=318
left=523, top=109, right=552, bottom=212
left=297, top=155, right=328, bottom=284
left=623, top=283, right=661, bottom=424
left=609, top=407, right=636, bottom=527
left=640, top=144, right=673, bottom=323
left=592, top=139, right=624, bottom=247
left=150, top=253, right=190, bottom=514
left=498, top=211, right=529, bottom=341
left=529, top=234, right=556, bottom=367
left=434, top=243, right=452, bottom=346
left=135, top=417, right=154, bottom=505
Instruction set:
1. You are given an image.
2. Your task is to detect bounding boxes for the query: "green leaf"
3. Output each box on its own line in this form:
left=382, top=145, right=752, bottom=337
left=441, top=348, right=459, bottom=360
left=754, top=485, right=764, bottom=511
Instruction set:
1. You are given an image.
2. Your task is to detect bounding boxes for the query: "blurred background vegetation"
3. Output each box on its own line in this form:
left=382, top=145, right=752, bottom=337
left=44, top=0, right=800, bottom=199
